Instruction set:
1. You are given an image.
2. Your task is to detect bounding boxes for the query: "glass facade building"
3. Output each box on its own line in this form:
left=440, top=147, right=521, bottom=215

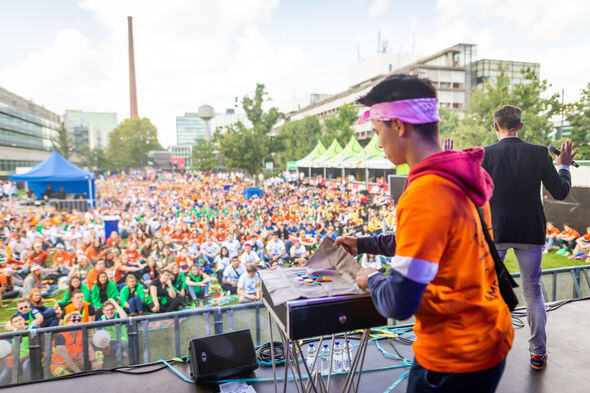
left=0, top=86, right=60, bottom=174
left=472, top=59, right=541, bottom=91
left=176, top=113, right=207, bottom=145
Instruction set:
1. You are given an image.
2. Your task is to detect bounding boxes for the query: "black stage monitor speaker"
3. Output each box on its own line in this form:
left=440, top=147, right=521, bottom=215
left=189, top=329, right=258, bottom=383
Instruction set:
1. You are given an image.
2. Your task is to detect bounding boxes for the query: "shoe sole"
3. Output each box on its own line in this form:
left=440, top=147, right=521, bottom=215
left=530, top=363, right=545, bottom=370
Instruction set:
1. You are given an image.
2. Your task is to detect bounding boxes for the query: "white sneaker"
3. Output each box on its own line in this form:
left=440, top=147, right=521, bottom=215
left=543, top=249, right=548, bottom=254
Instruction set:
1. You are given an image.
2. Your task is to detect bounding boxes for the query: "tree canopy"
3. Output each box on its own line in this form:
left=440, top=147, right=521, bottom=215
left=106, top=118, right=162, bottom=169
left=567, top=83, right=590, bottom=159
left=192, top=138, right=219, bottom=170
left=448, top=68, right=562, bottom=149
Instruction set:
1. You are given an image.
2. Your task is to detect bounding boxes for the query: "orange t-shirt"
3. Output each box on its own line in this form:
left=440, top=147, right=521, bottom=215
left=546, top=227, right=560, bottom=236
left=125, top=249, right=141, bottom=263
left=53, top=251, right=73, bottom=267
left=568, top=229, right=580, bottom=238
left=396, top=174, right=513, bottom=373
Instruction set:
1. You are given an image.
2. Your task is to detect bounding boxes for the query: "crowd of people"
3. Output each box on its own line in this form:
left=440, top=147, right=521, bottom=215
left=545, top=222, right=590, bottom=259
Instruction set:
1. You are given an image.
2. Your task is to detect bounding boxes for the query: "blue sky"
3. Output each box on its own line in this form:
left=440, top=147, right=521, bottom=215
left=1, top=0, right=588, bottom=147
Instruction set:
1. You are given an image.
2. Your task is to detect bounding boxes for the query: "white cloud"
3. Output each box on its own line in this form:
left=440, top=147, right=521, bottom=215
left=0, top=0, right=303, bottom=147
left=368, top=0, right=390, bottom=17
left=412, top=0, right=590, bottom=100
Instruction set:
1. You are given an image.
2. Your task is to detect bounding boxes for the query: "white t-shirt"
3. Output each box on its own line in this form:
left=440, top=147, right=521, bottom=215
left=237, top=272, right=260, bottom=295
left=240, top=250, right=260, bottom=265
left=222, top=264, right=246, bottom=284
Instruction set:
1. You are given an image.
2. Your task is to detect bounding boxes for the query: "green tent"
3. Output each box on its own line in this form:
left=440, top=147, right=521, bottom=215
left=321, top=136, right=364, bottom=168
left=295, top=141, right=326, bottom=167
left=342, top=135, right=386, bottom=168
left=310, top=140, right=343, bottom=168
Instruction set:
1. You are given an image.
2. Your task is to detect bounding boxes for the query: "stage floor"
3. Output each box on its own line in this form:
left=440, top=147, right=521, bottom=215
left=3, top=298, right=590, bottom=393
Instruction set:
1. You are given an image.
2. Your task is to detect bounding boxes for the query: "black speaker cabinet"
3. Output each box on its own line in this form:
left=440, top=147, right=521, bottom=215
left=188, top=329, right=258, bottom=383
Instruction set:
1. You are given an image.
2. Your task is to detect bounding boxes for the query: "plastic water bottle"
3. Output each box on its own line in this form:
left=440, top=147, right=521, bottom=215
left=342, top=340, right=352, bottom=372
left=333, top=341, right=343, bottom=372
left=306, top=343, right=316, bottom=372
left=320, top=344, right=331, bottom=374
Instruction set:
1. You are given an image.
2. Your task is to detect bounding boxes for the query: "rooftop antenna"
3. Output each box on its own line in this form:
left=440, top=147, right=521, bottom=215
left=357, top=44, right=360, bottom=63
left=378, top=31, right=381, bottom=53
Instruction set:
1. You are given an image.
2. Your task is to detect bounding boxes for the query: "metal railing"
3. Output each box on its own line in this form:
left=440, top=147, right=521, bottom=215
left=2, top=264, right=590, bottom=386
left=0, top=302, right=266, bottom=385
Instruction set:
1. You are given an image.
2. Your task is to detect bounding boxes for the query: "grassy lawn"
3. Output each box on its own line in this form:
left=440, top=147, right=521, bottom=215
left=503, top=249, right=589, bottom=273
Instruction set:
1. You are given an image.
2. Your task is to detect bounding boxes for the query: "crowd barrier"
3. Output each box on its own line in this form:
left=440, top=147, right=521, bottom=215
left=1, top=265, right=590, bottom=385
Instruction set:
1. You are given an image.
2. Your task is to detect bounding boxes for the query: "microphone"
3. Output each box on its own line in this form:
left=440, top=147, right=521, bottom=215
left=548, top=145, right=579, bottom=168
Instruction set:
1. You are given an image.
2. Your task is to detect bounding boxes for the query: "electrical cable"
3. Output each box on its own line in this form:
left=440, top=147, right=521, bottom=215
left=256, top=341, right=286, bottom=366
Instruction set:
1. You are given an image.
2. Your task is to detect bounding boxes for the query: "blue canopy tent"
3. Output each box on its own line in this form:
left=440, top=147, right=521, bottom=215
left=10, top=151, right=96, bottom=204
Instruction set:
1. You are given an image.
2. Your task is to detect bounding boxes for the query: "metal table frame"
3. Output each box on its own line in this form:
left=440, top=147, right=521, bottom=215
left=264, top=305, right=371, bottom=393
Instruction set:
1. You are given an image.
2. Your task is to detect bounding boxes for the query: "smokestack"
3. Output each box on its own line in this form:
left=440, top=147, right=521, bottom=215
left=127, top=16, right=139, bottom=119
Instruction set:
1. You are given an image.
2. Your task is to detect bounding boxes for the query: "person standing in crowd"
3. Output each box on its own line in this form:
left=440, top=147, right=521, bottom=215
left=336, top=74, right=513, bottom=392
left=482, top=105, right=576, bottom=370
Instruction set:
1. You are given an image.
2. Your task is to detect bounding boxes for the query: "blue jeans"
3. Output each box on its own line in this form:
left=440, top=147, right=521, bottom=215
left=124, top=295, right=143, bottom=314
left=406, top=358, right=505, bottom=393
left=188, top=283, right=210, bottom=300
left=496, top=243, right=546, bottom=355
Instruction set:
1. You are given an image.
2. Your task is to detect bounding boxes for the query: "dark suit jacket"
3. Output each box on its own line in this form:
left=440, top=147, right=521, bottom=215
left=482, top=137, right=571, bottom=245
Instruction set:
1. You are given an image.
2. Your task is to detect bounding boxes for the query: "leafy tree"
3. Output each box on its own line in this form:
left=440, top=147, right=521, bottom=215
left=275, top=116, right=322, bottom=167
left=106, top=118, right=162, bottom=169
left=51, top=122, right=75, bottom=159
left=448, top=68, right=561, bottom=149
left=321, top=104, right=358, bottom=147
left=192, top=138, right=219, bottom=170
left=217, top=83, right=282, bottom=175
left=567, top=83, right=590, bottom=159
left=78, top=146, right=109, bottom=172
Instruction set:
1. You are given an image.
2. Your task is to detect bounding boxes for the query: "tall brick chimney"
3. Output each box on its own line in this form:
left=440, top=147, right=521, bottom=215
left=127, top=16, right=139, bottom=119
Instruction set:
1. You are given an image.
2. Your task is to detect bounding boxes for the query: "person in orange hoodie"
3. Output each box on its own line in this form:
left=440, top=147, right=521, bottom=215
left=336, top=74, right=513, bottom=393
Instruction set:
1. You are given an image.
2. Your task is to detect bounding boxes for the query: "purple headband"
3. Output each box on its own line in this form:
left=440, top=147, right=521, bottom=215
left=358, top=98, right=440, bottom=124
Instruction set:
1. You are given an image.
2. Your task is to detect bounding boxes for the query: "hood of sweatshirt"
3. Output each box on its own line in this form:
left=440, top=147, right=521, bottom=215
left=406, top=147, right=494, bottom=206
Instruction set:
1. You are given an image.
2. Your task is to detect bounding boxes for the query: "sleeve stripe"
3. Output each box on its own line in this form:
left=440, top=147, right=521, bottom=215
left=391, top=255, right=439, bottom=285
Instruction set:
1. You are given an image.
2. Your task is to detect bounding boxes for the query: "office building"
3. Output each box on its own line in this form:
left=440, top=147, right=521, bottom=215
left=169, top=144, right=192, bottom=168
left=209, top=108, right=251, bottom=135
left=176, top=113, right=207, bottom=145
left=0, top=86, right=59, bottom=174
left=472, top=59, right=540, bottom=91
left=275, top=43, right=539, bottom=142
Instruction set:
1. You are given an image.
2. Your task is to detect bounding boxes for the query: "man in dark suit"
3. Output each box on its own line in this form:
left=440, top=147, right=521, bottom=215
left=483, top=105, right=577, bottom=371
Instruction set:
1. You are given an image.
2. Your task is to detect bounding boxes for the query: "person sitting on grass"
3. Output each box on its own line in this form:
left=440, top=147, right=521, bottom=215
left=290, top=239, right=308, bottom=266
left=221, top=256, right=246, bottom=295
left=64, top=290, right=95, bottom=323
left=544, top=222, right=560, bottom=254
left=185, top=263, right=211, bottom=306
left=51, top=312, right=101, bottom=376
left=168, top=263, right=187, bottom=300
left=91, top=271, right=119, bottom=319
left=58, top=275, right=91, bottom=308
left=147, top=269, right=182, bottom=313
left=5, top=299, right=43, bottom=330
left=119, top=273, right=145, bottom=315
left=0, top=314, right=32, bottom=383
left=22, top=264, right=56, bottom=298
left=97, top=299, right=128, bottom=360
left=0, top=268, right=21, bottom=300
left=237, top=264, right=261, bottom=303
left=141, top=255, right=158, bottom=287
left=28, top=288, right=61, bottom=327
left=571, top=226, right=590, bottom=260
left=556, top=224, right=580, bottom=255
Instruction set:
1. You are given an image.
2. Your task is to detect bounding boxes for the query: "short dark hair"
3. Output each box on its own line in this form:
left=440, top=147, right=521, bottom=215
left=357, top=74, right=438, bottom=141
left=494, top=105, right=522, bottom=131
left=71, top=289, right=83, bottom=297
left=246, top=264, right=257, bottom=273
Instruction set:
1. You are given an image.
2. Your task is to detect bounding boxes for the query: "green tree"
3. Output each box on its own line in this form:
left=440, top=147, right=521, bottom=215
left=275, top=116, right=322, bottom=167
left=451, top=68, right=561, bottom=149
left=567, top=83, right=590, bottom=159
left=217, top=83, right=282, bottom=175
left=106, top=118, right=162, bottom=169
left=78, top=146, right=110, bottom=172
left=51, top=122, right=75, bottom=159
left=192, top=138, right=219, bottom=170
left=320, top=104, right=358, bottom=147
